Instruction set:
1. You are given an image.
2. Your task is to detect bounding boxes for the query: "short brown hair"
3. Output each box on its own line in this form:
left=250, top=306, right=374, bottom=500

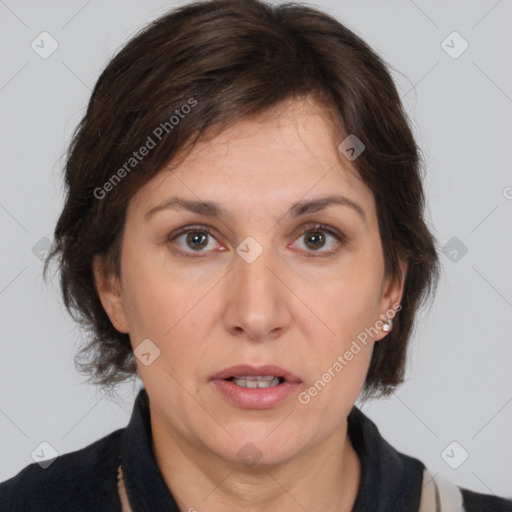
left=45, top=0, right=440, bottom=398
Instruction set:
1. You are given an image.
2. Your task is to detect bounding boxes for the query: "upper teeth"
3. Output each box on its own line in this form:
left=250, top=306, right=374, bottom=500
left=231, top=376, right=281, bottom=388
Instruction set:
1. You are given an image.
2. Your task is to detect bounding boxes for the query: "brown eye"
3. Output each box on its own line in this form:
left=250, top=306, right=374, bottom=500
left=293, top=223, right=346, bottom=255
left=168, top=225, right=220, bottom=256
left=303, top=230, right=326, bottom=250
left=185, top=231, right=210, bottom=250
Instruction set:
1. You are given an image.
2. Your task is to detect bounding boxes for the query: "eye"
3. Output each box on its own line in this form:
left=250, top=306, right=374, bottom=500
left=168, top=225, right=221, bottom=256
left=168, top=223, right=346, bottom=258
left=292, top=223, right=346, bottom=255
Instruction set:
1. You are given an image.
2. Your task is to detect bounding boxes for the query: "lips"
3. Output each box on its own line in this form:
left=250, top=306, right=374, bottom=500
left=211, top=364, right=302, bottom=384
left=211, top=364, right=302, bottom=409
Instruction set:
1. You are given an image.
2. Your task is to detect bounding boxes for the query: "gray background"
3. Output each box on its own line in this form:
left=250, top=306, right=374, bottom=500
left=1, top=0, right=511, bottom=498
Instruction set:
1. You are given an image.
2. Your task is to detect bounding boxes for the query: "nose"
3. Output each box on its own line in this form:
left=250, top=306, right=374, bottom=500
left=222, top=240, right=292, bottom=343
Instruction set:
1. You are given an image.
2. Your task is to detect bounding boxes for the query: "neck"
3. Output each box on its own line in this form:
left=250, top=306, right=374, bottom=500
left=151, top=412, right=361, bottom=512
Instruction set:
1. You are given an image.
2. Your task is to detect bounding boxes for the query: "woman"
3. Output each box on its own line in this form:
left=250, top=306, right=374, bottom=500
left=0, top=0, right=510, bottom=510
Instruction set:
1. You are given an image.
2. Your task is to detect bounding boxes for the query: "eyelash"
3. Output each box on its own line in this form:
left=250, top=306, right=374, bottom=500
left=168, top=223, right=347, bottom=258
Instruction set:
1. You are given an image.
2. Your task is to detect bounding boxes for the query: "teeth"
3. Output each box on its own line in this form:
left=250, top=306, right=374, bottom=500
left=231, top=376, right=281, bottom=388
left=232, top=375, right=275, bottom=381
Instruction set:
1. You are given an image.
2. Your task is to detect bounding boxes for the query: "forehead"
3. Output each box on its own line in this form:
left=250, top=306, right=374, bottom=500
left=128, top=96, right=374, bottom=219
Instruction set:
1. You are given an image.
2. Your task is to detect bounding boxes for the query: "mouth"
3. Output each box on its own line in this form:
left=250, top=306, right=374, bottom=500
left=211, top=364, right=302, bottom=409
left=211, top=364, right=302, bottom=386
left=227, top=375, right=285, bottom=388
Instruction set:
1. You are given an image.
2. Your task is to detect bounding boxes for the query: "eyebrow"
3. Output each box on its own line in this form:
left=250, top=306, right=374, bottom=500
left=144, top=194, right=366, bottom=223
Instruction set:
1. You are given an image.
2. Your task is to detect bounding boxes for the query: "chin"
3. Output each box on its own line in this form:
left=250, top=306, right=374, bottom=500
left=207, top=426, right=309, bottom=469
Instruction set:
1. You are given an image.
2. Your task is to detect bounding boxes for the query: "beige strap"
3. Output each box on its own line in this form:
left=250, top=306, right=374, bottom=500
left=419, top=468, right=438, bottom=511
left=419, top=468, right=465, bottom=512
left=117, top=464, right=134, bottom=512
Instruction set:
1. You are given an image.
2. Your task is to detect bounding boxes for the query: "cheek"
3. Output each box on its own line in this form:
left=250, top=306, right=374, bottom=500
left=119, top=247, right=218, bottom=368
left=118, top=246, right=179, bottom=339
left=318, top=262, right=384, bottom=338
left=123, top=278, right=187, bottom=345
left=298, top=254, right=383, bottom=393
left=300, top=296, right=376, bottom=417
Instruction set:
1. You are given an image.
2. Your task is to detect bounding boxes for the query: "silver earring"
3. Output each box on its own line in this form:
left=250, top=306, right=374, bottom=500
left=382, top=319, right=393, bottom=332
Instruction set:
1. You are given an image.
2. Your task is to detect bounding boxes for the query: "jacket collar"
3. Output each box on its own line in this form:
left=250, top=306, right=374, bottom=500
left=348, top=405, right=425, bottom=510
left=120, top=387, right=425, bottom=511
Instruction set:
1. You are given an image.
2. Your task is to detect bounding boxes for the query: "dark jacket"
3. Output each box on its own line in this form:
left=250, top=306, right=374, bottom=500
left=1, top=387, right=511, bottom=511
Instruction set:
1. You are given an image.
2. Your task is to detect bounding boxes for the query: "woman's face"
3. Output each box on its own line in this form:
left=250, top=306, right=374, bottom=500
left=95, top=96, right=404, bottom=467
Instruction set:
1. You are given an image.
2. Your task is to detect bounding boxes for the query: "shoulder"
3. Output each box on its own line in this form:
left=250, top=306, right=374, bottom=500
left=0, top=428, right=124, bottom=512
left=461, top=487, right=512, bottom=512
left=420, top=468, right=512, bottom=512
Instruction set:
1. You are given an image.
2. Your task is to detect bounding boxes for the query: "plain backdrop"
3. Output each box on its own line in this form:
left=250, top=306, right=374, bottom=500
left=1, top=0, right=511, bottom=498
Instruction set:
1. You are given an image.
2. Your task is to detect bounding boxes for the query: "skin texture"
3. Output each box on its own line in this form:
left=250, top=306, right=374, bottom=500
left=93, top=96, right=406, bottom=512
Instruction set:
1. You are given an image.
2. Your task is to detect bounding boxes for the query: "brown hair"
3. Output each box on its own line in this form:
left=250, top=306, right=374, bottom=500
left=45, top=0, right=439, bottom=398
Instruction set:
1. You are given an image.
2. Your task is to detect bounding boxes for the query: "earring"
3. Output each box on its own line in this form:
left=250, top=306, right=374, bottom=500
left=382, top=319, right=393, bottom=332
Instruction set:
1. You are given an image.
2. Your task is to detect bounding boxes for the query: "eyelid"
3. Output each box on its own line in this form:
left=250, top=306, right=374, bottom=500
left=168, top=223, right=216, bottom=239
left=293, top=222, right=347, bottom=242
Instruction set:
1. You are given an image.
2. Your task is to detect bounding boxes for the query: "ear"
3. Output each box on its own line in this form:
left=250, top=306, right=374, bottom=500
left=373, top=259, right=407, bottom=342
left=92, top=254, right=129, bottom=333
